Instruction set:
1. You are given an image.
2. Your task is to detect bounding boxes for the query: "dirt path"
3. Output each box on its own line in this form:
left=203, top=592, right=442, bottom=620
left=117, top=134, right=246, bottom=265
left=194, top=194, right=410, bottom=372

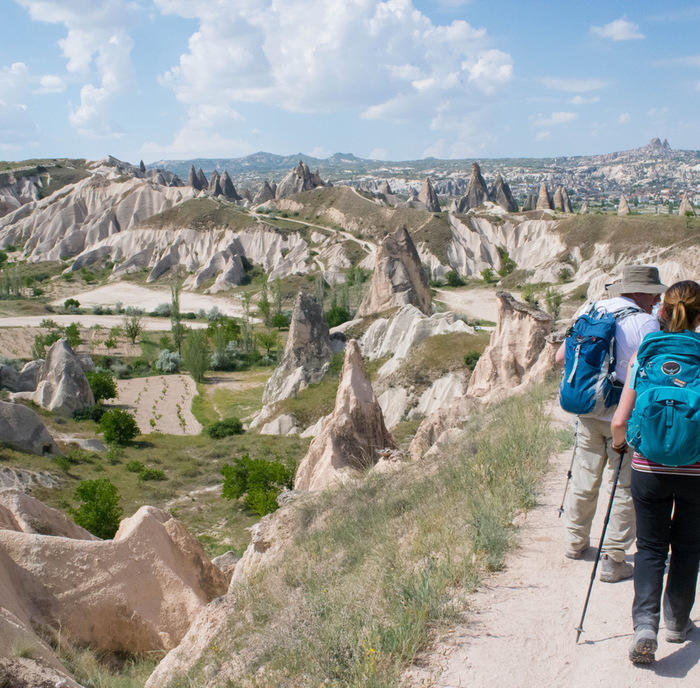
left=435, top=287, right=499, bottom=323
left=409, top=445, right=700, bottom=687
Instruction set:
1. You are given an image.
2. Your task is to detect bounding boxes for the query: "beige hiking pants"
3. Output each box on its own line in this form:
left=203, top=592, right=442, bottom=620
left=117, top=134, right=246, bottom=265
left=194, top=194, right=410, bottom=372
left=564, top=416, right=635, bottom=562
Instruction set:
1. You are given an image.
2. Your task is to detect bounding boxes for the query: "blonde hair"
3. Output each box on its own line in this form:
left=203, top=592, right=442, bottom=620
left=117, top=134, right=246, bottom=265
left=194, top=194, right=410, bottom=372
left=662, top=280, right=700, bottom=333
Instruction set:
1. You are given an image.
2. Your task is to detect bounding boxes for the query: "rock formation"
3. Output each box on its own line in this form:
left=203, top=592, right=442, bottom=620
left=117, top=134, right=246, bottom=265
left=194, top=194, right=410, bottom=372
left=418, top=177, right=441, bottom=212
left=579, top=201, right=589, bottom=214
left=380, top=180, right=392, bottom=196
left=275, top=161, right=324, bottom=198
left=196, top=168, right=208, bottom=190
left=219, top=171, right=241, bottom=201
left=618, top=194, right=631, bottom=216
left=261, top=292, right=332, bottom=405
left=0, top=401, right=60, bottom=455
left=13, top=339, right=93, bottom=415
left=294, top=340, right=395, bottom=491
left=456, top=162, right=490, bottom=212
left=186, top=165, right=201, bottom=190
left=0, top=360, right=41, bottom=392
left=0, top=504, right=228, bottom=658
left=208, top=170, right=222, bottom=196
left=253, top=180, right=275, bottom=204
left=0, top=489, right=96, bottom=539
left=466, top=291, right=552, bottom=401
left=356, top=226, right=432, bottom=317
left=679, top=192, right=695, bottom=216
left=490, top=173, right=518, bottom=212
left=561, top=187, right=573, bottom=213
left=521, top=192, right=537, bottom=211
left=536, top=181, right=553, bottom=210
left=553, top=186, right=564, bottom=211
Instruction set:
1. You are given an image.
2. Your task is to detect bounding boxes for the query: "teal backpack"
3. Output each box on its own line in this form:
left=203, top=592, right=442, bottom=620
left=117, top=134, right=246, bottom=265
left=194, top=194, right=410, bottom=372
left=626, top=330, right=700, bottom=465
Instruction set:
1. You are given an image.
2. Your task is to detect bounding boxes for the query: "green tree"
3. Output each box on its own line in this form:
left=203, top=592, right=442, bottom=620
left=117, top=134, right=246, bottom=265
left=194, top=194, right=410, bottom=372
left=182, top=329, right=210, bottom=382
left=99, top=408, right=139, bottom=445
left=257, top=283, right=271, bottom=325
left=445, top=270, right=465, bottom=287
left=221, top=454, right=293, bottom=516
left=256, top=330, right=280, bottom=357
left=71, top=478, right=123, bottom=539
left=481, top=267, right=498, bottom=284
left=497, top=248, right=516, bottom=277
left=544, top=287, right=563, bottom=320
left=170, top=278, right=184, bottom=355
left=64, top=322, right=81, bottom=348
left=86, top=369, right=117, bottom=402
left=271, top=312, right=290, bottom=329
left=123, top=313, right=143, bottom=344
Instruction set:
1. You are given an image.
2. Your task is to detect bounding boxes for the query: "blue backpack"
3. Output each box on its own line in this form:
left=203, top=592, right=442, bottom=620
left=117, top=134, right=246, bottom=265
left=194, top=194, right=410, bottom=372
left=559, top=304, right=641, bottom=416
left=626, top=331, right=700, bottom=466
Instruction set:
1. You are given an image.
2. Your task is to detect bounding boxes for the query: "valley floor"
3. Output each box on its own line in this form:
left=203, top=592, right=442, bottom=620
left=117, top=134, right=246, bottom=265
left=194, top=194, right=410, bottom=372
left=408, top=440, right=700, bottom=687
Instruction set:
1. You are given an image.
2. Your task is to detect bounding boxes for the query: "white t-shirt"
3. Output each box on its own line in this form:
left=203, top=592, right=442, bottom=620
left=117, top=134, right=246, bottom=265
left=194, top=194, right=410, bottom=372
left=575, top=296, right=660, bottom=421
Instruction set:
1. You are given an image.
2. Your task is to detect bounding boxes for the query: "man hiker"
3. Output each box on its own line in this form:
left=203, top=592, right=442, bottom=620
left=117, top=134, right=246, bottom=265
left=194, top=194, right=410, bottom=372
left=556, top=265, right=665, bottom=582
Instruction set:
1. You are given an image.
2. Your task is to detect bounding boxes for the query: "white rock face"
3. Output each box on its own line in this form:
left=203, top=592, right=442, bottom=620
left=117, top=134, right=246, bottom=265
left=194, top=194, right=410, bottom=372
left=259, top=414, right=299, bottom=436
left=409, top=372, right=466, bottom=419
left=300, top=414, right=331, bottom=438
left=377, top=386, right=411, bottom=429
left=0, top=504, right=228, bottom=659
left=0, top=400, right=60, bottom=455
left=467, top=291, right=552, bottom=401
left=294, top=340, right=395, bottom=491
left=360, top=304, right=474, bottom=377
left=16, top=339, right=94, bottom=415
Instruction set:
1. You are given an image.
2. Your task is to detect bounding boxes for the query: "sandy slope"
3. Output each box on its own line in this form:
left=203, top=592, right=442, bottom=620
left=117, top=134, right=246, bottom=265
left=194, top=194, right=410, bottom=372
left=435, top=287, right=499, bottom=323
left=408, top=443, right=700, bottom=687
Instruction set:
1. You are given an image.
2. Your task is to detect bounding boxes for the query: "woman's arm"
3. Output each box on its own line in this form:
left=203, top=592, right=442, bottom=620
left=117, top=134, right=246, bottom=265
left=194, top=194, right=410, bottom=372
left=611, top=357, right=637, bottom=449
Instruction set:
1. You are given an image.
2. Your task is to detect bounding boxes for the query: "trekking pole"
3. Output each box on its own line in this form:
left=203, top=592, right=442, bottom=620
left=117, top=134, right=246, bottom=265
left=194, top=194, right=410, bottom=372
left=557, top=449, right=576, bottom=518
left=575, top=447, right=626, bottom=643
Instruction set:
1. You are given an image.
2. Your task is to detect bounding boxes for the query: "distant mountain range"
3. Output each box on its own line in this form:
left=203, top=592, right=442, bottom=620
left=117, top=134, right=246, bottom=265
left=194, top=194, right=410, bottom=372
left=147, top=139, right=698, bottom=201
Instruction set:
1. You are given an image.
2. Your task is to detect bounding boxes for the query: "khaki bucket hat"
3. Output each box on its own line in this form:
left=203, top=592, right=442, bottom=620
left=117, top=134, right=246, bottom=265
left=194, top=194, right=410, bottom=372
left=606, top=265, right=667, bottom=296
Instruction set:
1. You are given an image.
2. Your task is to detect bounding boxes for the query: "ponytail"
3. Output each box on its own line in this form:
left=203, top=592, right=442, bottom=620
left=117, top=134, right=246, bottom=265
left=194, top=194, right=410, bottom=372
left=662, top=280, right=700, bottom=333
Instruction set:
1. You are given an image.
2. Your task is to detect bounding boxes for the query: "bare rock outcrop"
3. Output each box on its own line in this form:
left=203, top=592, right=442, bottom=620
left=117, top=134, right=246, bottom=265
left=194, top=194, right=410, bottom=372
left=261, top=292, right=332, bottom=405
left=0, top=489, right=96, bottom=538
left=521, top=192, right=537, bottom=211
left=186, top=165, right=201, bottom=190
left=380, top=180, right=392, bottom=196
left=561, top=187, right=573, bottom=213
left=408, top=397, right=474, bottom=461
left=679, top=193, right=695, bottom=216
left=579, top=201, right=588, bottom=214
left=536, top=181, right=553, bottom=210
left=456, top=162, right=490, bottom=212
left=0, top=505, right=228, bottom=656
left=356, top=226, right=432, bottom=317
left=618, top=194, right=630, bottom=216
left=553, top=186, right=565, bottom=211
left=294, top=340, right=395, bottom=491
left=275, top=161, right=324, bottom=198
left=0, top=401, right=60, bottom=455
left=466, top=291, right=552, bottom=401
left=253, top=180, right=275, bottom=204
left=0, top=360, right=41, bottom=392
left=208, top=170, right=222, bottom=196
left=219, top=171, right=241, bottom=201
left=490, top=173, right=518, bottom=212
left=14, top=339, right=93, bottom=415
left=196, top=168, right=208, bottom=190
left=418, top=177, right=441, bottom=212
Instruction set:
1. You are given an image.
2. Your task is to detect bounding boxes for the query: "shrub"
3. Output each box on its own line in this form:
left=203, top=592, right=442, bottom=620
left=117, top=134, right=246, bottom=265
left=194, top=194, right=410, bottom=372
left=125, top=460, right=145, bottom=473
left=123, top=313, right=143, bottom=344
left=325, top=303, right=351, bottom=328
left=445, top=270, right=465, bottom=287
left=86, top=369, right=117, bottom=402
left=155, top=349, right=180, bottom=373
left=521, top=285, right=540, bottom=308
left=0, top=250, right=6, bottom=264
left=557, top=267, right=573, bottom=283
left=64, top=298, right=80, bottom=312
left=64, top=322, right=81, bottom=348
left=70, top=478, right=123, bottom=539
left=54, top=455, right=71, bottom=473
left=497, top=248, right=516, bottom=277
left=151, top=302, right=171, bottom=317
left=207, top=417, right=244, bottom=438
left=464, top=351, right=481, bottom=370
left=271, top=312, right=290, bottom=329
left=221, top=453, right=294, bottom=516
left=72, top=405, right=105, bottom=422
left=544, top=287, right=563, bottom=320
left=138, top=467, right=166, bottom=481
left=481, top=267, right=498, bottom=283
left=99, top=408, right=139, bottom=445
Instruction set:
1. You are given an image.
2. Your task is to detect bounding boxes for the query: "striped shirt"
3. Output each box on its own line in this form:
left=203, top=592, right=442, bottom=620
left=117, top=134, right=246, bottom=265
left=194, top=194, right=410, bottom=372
left=632, top=452, right=700, bottom=476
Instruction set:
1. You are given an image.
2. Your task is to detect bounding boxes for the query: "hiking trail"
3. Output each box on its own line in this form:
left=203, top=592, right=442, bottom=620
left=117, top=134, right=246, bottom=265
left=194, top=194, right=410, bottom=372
left=407, top=424, right=700, bottom=687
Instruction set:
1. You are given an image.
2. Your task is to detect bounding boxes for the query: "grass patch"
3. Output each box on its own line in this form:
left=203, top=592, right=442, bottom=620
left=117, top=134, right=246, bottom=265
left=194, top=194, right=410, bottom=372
left=145, top=198, right=257, bottom=232
left=166, top=383, right=569, bottom=687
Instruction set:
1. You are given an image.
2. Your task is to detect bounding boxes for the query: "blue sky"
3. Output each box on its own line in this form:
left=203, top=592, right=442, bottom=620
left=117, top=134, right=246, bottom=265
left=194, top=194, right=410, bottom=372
left=1, top=0, right=699, bottom=163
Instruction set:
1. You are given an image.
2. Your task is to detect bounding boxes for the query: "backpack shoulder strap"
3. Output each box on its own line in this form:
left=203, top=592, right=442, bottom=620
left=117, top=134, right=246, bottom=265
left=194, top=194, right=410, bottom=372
left=611, top=305, right=643, bottom=321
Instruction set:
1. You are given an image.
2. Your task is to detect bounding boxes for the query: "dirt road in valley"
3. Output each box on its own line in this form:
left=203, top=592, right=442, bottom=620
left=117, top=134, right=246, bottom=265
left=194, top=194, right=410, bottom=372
left=435, top=287, right=499, bottom=323
left=407, top=428, right=700, bottom=687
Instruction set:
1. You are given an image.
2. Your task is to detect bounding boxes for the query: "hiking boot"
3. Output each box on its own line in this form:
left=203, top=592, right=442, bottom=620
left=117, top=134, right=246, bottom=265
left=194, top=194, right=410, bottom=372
left=565, top=541, right=589, bottom=560
left=599, top=554, right=634, bottom=583
left=629, top=627, right=657, bottom=665
left=666, top=620, right=695, bottom=643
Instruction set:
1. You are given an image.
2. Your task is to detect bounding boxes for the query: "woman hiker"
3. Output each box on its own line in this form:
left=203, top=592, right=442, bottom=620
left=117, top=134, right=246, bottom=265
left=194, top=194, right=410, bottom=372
left=611, top=279, right=700, bottom=664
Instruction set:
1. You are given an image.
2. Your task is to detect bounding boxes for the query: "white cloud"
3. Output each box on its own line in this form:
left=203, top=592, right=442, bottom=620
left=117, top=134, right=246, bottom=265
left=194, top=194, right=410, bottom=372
left=571, top=95, right=600, bottom=105
left=0, top=62, right=29, bottom=103
left=655, top=55, right=700, bottom=68
left=153, top=0, right=512, bottom=150
left=17, top=0, right=139, bottom=136
left=35, top=74, right=66, bottom=94
left=591, top=18, right=644, bottom=41
left=369, top=147, right=388, bottom=160
left=542, top=76, right=609, bottom=92
left=535, top=131, right=550, bottom=141
left=531, top=111, right=578, bottom=128
left=618, top=112, right=630, bottom=124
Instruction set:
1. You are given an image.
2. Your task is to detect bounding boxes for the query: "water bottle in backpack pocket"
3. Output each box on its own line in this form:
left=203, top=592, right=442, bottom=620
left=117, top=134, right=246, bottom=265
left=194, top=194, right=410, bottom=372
left=626, top=331, right=700, bottom=466
left=559, top=305, right=640, bottom=416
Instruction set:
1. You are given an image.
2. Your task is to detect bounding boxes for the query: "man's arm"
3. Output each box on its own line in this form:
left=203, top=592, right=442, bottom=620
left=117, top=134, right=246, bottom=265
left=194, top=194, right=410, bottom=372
left=555, top=340, right=566, bottom=367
